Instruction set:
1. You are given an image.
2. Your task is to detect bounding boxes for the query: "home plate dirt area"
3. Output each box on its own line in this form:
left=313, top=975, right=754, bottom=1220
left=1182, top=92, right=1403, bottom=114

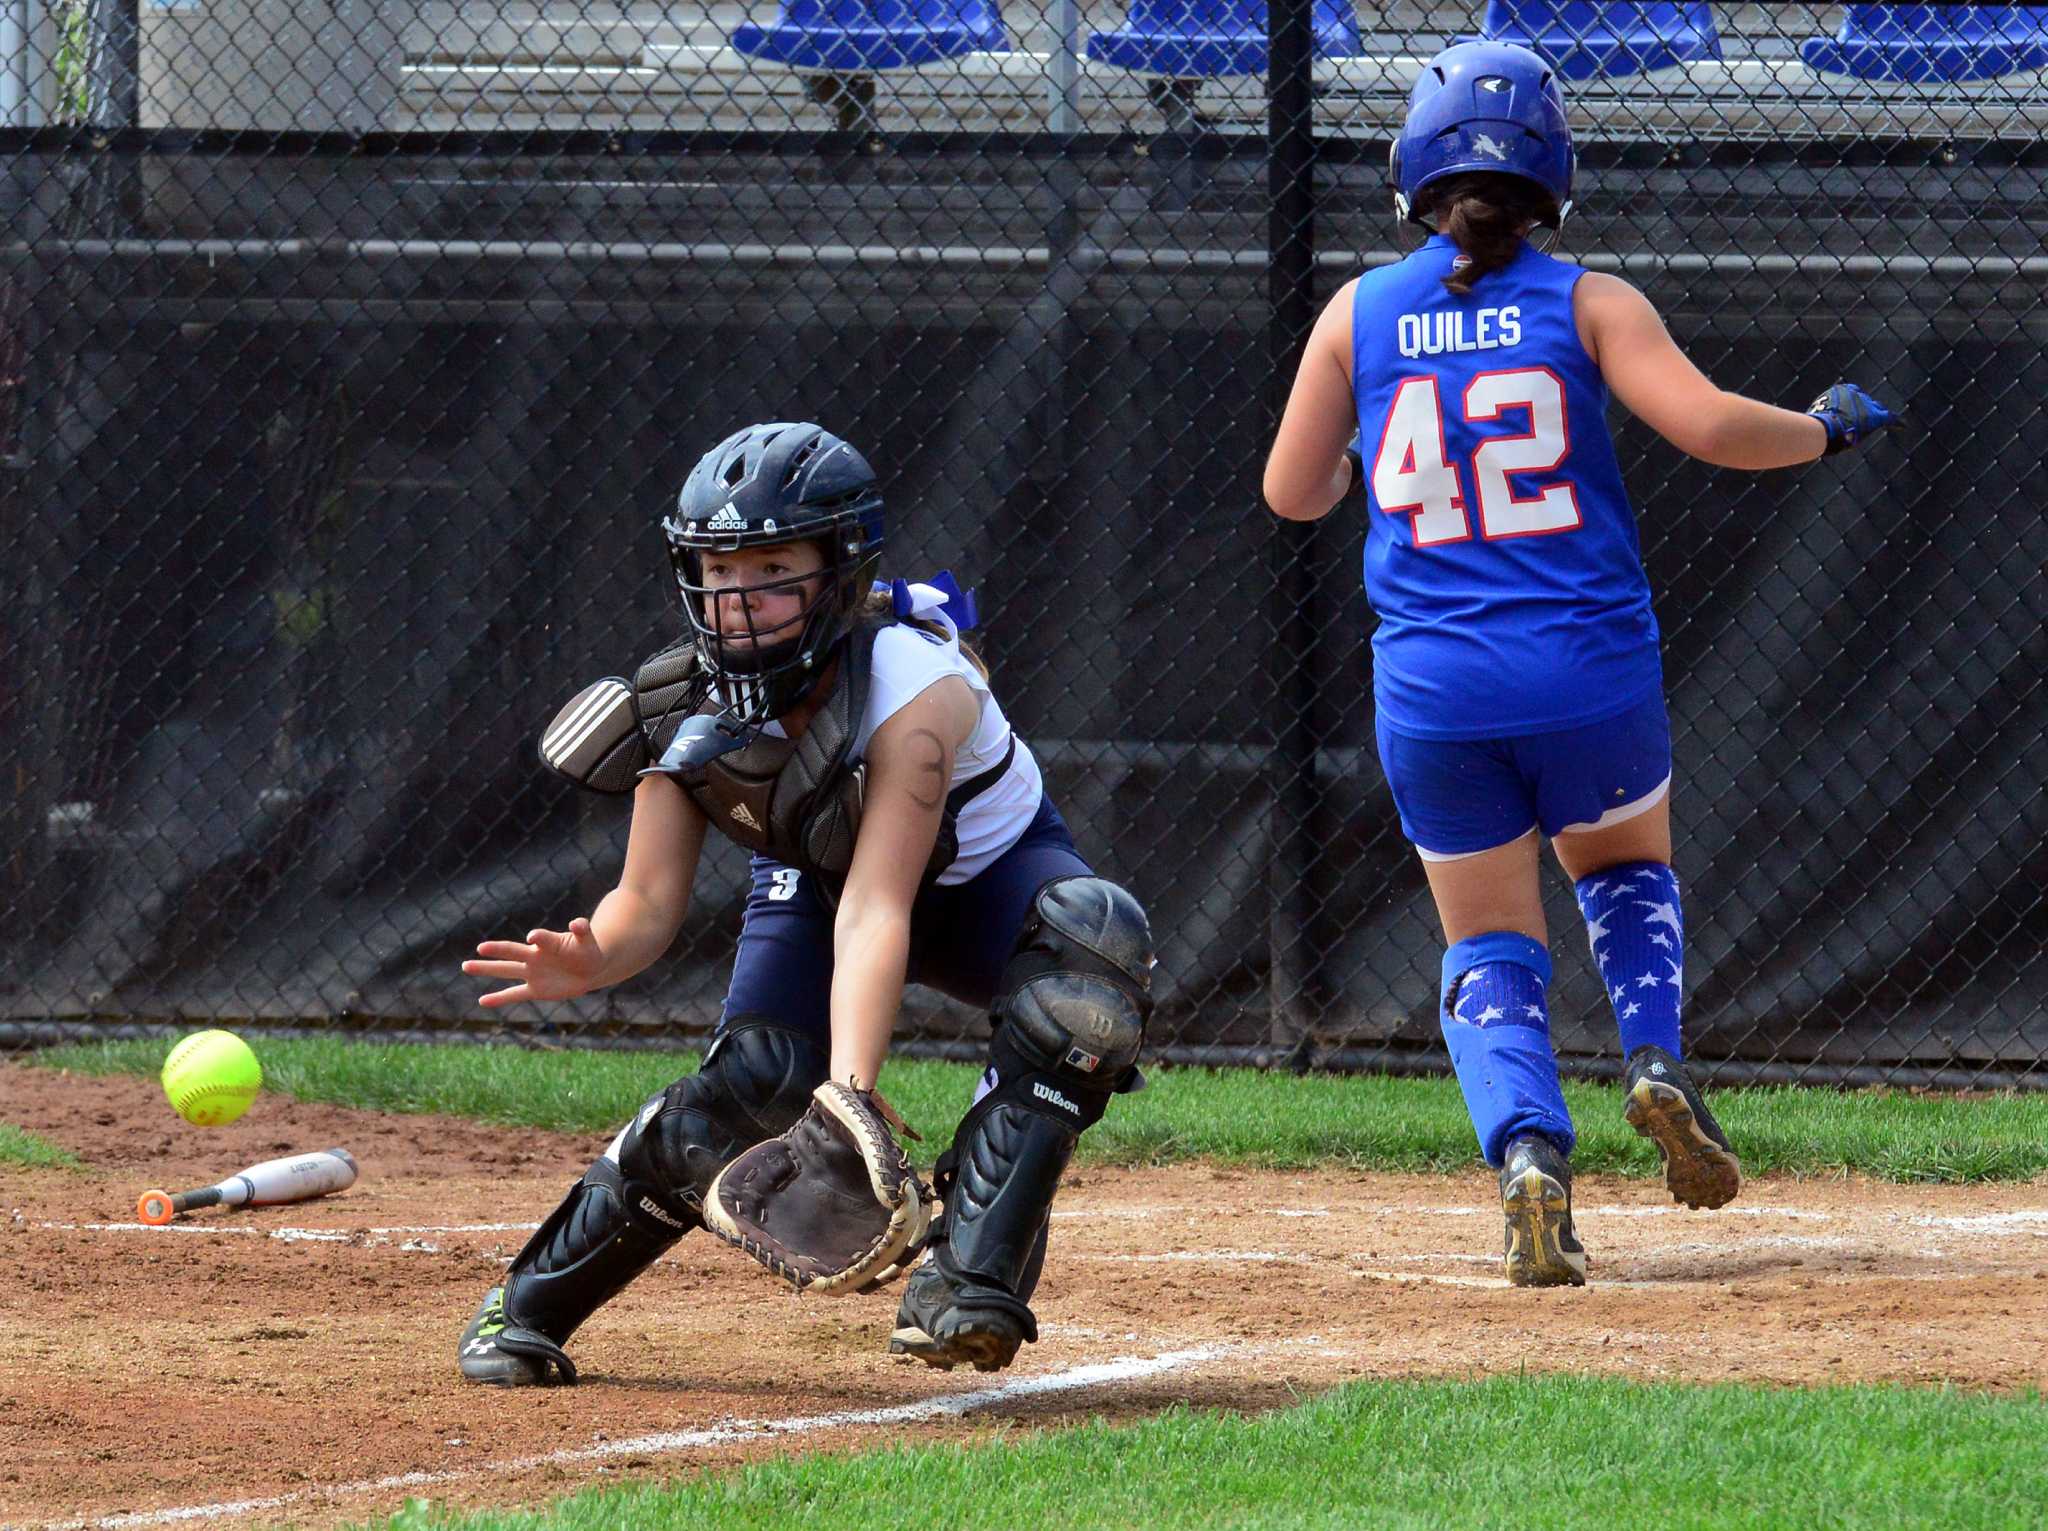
left=3, top=1062, right=2046, bottom=1529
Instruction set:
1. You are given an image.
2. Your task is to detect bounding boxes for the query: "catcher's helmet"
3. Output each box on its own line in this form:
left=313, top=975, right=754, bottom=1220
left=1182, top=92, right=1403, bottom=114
left=663, top=422, right=884, bottom=727
left=1390, top=42, right=1574, bottom=229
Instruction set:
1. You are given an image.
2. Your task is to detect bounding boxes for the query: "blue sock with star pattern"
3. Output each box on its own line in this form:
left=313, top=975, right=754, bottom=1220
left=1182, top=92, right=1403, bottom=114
left=1439, top=932, right=1573, bottom=1168
left=1574, top=861, right=1684, bottom=1058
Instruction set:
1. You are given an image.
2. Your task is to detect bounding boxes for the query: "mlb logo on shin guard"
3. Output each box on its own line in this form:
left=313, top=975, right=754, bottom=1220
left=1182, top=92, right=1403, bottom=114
left=1064, top=1045, right=1102, bottom=1073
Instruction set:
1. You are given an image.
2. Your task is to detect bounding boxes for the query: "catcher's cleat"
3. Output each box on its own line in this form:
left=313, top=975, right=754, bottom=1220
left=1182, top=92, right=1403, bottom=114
left=457, top=1286, right=578, bottom=1386
left=888, top=1258, right=1036, bottom=1373
left=1623, top=1044, right=1742, bottom=1210
left=1499, top=1135, right=1587, bottom=1288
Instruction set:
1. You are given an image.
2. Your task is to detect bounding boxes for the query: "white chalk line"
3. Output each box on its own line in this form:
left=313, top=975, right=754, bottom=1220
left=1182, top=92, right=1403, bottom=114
left=36, top=1204, right=2047, bottom=1268
left=1368, top=1205, right=1832, bottom=1221
left=37, top=1200, right=2048, bottom=1289
left=1356, top=1269, right=1512, bottom=1290
left=14, top=1343, right=1239, bottom=1531
left=1911, top=1210, right=2048, bottom=1234
left=1585, top=1205, right=1836, bottom=1221
left=44, top=1205, right=2043, bottom=1242
left=1381, top=1251, right=1498, bottom=1266
left=1089, top=1230, right=2008, bottom=1283
left=36, top=1220, right=537, bottom=1253
left=1050, top=1205, right=1328, bottom=1220
left=42, top=1221, right=535, bottom=1235
left=1356, top=1267, right=1711, bottom=1292
left=1076, top=1250, right=1314, bottom=1265
left=1052, top=1202, right=1853, bottom=1222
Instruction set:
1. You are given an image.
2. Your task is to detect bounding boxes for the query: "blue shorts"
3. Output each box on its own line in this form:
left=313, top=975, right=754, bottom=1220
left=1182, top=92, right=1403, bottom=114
left=1375, top=692, right=1672, bottom=861
left=719, top=793, right=1091, bottom=1043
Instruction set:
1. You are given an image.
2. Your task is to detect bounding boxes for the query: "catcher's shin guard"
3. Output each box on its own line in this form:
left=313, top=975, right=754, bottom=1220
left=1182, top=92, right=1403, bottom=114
left=892, top=876, right=1152, bottom=1372
left=457, top=1019, right=826, bottom=1385
left=459, top=1157, right=676, bottom=1386
left=891, top=1103, right=1072, bottom=1372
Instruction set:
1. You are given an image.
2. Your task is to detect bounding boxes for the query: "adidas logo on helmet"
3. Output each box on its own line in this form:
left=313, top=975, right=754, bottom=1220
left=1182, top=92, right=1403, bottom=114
left=707, top=503, right=747, bottom=531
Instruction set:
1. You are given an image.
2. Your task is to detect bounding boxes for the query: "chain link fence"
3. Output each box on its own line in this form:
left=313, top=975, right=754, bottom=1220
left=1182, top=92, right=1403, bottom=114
left=2, top=2, right=2043, bottom=1084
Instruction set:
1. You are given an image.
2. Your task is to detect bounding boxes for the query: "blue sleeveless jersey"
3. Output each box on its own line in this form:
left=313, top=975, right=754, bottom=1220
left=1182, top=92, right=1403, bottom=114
left=1351, top=235, right=1661, bottom=740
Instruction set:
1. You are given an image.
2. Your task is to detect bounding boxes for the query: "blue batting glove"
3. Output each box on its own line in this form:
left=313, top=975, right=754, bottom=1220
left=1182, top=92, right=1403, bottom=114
left=1808, top=383, right=1896, bottom=456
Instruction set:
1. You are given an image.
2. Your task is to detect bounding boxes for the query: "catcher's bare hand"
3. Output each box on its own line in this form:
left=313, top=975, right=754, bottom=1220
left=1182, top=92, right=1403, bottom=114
left=462, top=918, right=606, bottom=1007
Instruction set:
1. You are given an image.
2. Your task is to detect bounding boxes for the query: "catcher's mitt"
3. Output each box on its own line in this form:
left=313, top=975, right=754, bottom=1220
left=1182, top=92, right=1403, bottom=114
left=704, top=1080, right=933, bottom=1295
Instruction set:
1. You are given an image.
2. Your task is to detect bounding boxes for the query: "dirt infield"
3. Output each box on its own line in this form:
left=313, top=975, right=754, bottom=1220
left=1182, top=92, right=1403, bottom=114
left=4, top=1061, right=2046, bottom=1530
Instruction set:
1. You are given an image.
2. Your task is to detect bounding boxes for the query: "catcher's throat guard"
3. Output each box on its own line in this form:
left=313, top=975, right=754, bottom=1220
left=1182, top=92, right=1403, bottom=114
left=644, top=711, right=755, bottom=780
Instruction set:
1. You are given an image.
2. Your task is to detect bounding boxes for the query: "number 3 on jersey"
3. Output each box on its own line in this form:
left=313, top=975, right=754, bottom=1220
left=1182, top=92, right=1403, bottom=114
left=1371, top=367, right=1581, bottom=546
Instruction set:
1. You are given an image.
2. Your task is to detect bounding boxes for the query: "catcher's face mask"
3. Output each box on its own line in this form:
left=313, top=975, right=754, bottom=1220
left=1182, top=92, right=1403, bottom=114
left=678, top=538, right=838, bottom=725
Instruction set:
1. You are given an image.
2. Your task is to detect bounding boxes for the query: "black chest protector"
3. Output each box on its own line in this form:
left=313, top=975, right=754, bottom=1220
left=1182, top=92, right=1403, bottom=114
left=635, top=624, right=875, bottom=884
left=539, top=619, right=1012, bottom=896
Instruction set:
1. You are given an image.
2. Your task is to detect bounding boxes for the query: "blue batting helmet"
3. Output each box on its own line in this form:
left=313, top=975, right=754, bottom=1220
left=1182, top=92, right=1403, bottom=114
left=1391, top=42, right=1575, bottom=229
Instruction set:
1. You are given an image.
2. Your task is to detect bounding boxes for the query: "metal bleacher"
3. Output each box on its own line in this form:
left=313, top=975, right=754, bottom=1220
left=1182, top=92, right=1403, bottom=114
left=395, top=1, right=2048, bottom=138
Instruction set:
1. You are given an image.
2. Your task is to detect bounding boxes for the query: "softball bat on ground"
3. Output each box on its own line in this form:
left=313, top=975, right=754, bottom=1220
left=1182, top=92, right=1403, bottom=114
left=136, top=1147, right=359, bottom=1225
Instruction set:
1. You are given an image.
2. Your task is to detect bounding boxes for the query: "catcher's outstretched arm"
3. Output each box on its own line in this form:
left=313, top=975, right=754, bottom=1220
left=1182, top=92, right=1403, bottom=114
left=464, top=775, right=708, bottom=1007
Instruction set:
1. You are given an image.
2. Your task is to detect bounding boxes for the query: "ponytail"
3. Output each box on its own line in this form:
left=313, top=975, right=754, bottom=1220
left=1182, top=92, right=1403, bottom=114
left=859, top=589, right=990, bottom=680
left=1420, top=172, right=1561, bottom=298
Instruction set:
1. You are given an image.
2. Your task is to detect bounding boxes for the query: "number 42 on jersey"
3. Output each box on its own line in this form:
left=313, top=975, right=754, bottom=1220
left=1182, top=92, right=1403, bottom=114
left=1372, top=366, right=1582, bottom=547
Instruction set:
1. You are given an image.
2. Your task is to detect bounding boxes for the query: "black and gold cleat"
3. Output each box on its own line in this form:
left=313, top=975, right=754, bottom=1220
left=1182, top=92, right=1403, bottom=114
left=457, top=1285, right=578, bottom=1386
left=1499, top=1135, right=1588, bottom=1288
left=1623, top=1044, right=1742, bottom=1210
left=888, top=1260, right=1035, bottom=1373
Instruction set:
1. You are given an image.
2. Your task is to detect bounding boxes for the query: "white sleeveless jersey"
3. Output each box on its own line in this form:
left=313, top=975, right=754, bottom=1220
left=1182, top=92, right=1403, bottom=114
left=852, top=622, right=1044, bottom=885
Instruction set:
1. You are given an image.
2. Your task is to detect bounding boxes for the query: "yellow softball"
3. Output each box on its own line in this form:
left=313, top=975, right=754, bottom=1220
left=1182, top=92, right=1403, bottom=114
left=160, top=1030, right=263, bottom=1127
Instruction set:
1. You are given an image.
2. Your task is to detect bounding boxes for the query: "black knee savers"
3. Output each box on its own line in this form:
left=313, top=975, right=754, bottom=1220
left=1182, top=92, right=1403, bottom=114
left=615, top=1017, right=830, bottom=1224
left=987, top=874, right=1152, bottom=1127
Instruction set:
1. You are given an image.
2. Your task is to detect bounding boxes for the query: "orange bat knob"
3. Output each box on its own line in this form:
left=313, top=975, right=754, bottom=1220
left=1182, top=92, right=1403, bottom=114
left=137, top=1190, right=176, bottom=1226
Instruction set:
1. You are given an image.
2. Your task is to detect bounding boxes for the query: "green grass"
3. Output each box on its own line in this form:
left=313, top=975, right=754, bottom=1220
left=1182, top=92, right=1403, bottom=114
left=361, top=1373, right=2048, bottom=1531
left=29, top=1037, right=2048, bottom=1183
left=0, top=1122, right=82, bottom=1169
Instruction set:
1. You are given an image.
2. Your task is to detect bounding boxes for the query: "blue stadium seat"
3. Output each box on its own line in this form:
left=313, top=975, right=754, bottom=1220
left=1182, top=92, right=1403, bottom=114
left=1478, top=0, right=1722, bottom=80
left=1800, top=5, right=2048, bottom=83
left=731, top=0, right=1009, bottom=71
left=1085, top=0, right=1363, bottom=79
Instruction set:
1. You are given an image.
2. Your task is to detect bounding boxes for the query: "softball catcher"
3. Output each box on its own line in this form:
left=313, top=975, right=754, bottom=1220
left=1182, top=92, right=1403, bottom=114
left=455, top=422, right=1150, bottom=1384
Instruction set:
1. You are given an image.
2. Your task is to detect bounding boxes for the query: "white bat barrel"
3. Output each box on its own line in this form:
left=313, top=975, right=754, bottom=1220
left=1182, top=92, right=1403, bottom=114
left=221, top=1148, right=359, bottom=1206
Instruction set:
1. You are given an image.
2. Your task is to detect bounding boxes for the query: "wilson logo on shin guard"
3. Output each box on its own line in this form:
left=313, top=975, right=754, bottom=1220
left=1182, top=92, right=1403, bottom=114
left=1032, top=1082, right=1080, bottom=1117
left=639, top=1196, right=689, bottom=1229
